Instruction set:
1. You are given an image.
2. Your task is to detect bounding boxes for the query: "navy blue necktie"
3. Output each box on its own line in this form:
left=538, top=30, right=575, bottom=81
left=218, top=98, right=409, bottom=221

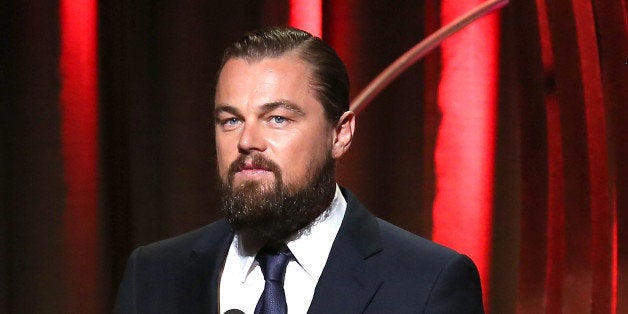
left=254, top=247, right=293, bottom=314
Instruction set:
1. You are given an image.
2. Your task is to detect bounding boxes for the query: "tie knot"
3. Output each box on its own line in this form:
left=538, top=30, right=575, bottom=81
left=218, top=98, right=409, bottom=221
left=256, top=246, right=293, bottom=282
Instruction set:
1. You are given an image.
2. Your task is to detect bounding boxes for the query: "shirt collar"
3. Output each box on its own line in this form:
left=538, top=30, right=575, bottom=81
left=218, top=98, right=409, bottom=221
left=287, top=185, right=346, bottom=280
left=233, top=185, right=347, bottom=283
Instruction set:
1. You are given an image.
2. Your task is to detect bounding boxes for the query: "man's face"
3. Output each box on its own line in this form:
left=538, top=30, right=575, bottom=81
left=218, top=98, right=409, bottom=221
left=214, top=54, right=334, bottom=194
left=213, top=54, right=353, bottom=242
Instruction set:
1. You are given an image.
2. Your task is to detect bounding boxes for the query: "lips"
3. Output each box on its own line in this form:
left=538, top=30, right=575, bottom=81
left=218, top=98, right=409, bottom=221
left=228, top=154, right=280, bottom=180
left=236, top=166, right=272, bottom=177
left=238, top=162, right=271, bottom=172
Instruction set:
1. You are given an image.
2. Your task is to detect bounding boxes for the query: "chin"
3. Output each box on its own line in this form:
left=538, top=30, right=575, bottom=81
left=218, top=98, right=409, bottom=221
left=220, top=154, right=336, bottom=243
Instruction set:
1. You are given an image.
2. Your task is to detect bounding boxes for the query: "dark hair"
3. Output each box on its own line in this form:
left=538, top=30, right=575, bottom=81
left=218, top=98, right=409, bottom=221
left=218, top=27, right=349, bottom=123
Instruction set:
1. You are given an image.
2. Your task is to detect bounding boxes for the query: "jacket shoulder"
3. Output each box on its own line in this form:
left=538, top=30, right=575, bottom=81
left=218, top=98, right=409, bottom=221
left=376, top=218, right=459, bottom=262
left=340, top=187, right=483, bottom=312
left=132, top=219, right=231, bottom=270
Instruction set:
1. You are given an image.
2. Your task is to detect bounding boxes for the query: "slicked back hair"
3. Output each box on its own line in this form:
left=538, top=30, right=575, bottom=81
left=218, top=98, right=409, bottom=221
left=218, top=27, right=350, bottom=124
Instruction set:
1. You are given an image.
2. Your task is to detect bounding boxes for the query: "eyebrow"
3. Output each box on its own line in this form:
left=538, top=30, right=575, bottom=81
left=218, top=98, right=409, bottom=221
left=214, top=100, right=306, bottom=119
left=214, top=104, right=241, bottom=119
left=260, top=100, right=305, bottom=117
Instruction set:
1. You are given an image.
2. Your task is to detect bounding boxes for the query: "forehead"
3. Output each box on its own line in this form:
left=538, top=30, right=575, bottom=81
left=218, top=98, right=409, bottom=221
left=215, top=55, right=318, bottom=107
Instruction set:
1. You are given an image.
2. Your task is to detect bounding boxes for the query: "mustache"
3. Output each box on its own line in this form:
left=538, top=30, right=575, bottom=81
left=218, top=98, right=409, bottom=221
left=227, top=154, right=282, bottom=182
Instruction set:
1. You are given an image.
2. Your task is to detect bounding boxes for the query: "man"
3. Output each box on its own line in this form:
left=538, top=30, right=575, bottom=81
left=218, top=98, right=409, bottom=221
left=115, top=27, right=483, bottom=314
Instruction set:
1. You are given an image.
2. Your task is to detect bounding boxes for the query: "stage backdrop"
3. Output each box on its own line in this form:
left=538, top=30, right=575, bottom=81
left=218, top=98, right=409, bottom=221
left=1, top=0, right=626, bottom=313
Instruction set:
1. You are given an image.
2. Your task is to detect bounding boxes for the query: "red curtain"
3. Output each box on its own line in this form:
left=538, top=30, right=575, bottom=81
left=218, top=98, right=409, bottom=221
left=2, top=0, right=625, bottom=312
left=60, top=0, right=101, bottom=312
left=431, top=1, right=500, bottom=306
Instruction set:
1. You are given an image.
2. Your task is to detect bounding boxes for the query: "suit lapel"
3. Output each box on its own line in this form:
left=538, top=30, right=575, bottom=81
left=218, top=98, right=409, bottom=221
left=308, top=188, right=384, bottom=313
left=175, top=220, right=233, bottom=314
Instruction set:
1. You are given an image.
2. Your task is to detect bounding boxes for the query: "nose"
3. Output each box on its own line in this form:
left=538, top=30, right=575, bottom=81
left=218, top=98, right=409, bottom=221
left=237, top=122, right=267, bottom=153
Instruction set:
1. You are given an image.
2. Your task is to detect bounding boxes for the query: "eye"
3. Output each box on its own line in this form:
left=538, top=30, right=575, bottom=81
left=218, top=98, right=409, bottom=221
left=225, top=118, right=240, bottom=125
left=270, top=116, right=287, bottom=124
left=218, top=117, right=242, bottom=130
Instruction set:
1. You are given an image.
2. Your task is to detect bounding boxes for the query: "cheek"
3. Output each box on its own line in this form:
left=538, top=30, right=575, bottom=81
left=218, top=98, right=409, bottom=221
left=278, top=133, right=331, bottom=179
left=215, top=138, right=235, bottom=178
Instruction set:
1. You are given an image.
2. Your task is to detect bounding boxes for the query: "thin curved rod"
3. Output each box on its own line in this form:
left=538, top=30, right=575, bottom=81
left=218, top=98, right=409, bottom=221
left=349, top=0, right=509, bottom=114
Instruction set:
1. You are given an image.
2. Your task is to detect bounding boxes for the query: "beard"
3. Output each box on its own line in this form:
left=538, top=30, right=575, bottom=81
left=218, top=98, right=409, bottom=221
left=219, top=153, right=336, bottom=244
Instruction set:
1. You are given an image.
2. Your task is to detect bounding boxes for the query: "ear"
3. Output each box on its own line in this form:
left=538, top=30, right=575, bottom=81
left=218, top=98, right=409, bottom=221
left=331, top=111, right=355, bottom=159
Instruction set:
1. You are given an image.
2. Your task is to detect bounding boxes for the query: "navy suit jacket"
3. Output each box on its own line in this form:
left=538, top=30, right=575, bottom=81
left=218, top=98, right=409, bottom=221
left=114, top=188, right=484, bottom=313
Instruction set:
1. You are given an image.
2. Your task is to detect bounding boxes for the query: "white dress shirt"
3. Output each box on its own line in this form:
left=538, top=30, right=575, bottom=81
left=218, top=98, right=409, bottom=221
left=219, top=185, right=347, bottom=314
